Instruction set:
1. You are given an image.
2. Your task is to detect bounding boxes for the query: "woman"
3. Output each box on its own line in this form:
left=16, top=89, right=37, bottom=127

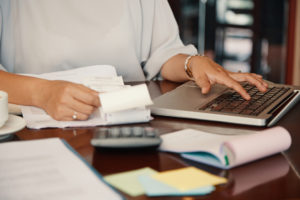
left=0, top=0, right=267, bottom=121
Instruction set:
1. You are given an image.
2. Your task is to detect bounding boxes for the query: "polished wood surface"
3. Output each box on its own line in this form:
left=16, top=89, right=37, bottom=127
left=14, top=81, right=300, bottom=200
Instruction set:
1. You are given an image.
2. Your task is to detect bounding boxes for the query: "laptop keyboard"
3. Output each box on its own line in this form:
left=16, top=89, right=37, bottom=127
left=200, top=83, right=290, bottom=116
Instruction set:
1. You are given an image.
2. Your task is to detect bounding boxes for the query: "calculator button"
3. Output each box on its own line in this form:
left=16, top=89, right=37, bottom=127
left=121, top=127, right=132, bottom=137
left=98, top=132, right=107, bottom=138
left=95, top=128, right=108, bottom=138
left=109, top=128, right=120, bottom=137
left=145, top=131, right=156, bottom=137
left=132, top=127, right=144, bottom=137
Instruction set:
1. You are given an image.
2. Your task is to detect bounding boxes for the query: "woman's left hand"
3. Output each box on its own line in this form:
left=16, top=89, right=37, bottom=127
left=189, top=56, right=268, bottom=100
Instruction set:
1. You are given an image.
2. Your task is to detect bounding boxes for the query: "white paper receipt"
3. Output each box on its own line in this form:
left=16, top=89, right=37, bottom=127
left=99, top=84, right=153, bottom=113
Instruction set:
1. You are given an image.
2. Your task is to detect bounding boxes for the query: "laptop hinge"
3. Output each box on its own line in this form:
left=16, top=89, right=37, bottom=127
left=267, top=90, right=300, bottom=127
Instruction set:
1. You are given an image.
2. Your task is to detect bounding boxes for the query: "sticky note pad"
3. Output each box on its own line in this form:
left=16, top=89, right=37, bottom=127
left=152, top=167, right=227, bottom=191
left=138, top=174, right=215, bottom=196
left=104, top=167, right=157, bottom=197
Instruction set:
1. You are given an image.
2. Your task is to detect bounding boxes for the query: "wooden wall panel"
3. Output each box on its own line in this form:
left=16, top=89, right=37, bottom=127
left=293, top=0, right=300, bottom=86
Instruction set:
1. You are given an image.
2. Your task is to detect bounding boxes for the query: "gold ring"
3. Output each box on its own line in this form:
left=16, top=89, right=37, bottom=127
left=72, top=112, right=78, bottom=120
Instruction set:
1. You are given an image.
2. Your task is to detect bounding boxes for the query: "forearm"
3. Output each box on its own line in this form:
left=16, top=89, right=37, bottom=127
left=160, top=54, right=191, bottom=82
left=0, top=70, right=48, bottom=106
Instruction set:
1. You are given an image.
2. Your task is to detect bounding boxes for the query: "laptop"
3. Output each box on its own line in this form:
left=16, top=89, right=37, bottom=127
left=150, top=81, right=300, bottom=126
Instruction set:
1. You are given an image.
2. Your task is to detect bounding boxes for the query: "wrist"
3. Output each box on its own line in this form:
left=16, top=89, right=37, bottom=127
left=30, top=78, right=51, bottom=108
left=184, top=55, right=195, bottom=80
left=184, top=54, right=207, bottom=79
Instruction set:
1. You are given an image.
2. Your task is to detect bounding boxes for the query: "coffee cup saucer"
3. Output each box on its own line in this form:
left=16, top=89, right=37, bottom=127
left=0, top=114, right=26, bottom=140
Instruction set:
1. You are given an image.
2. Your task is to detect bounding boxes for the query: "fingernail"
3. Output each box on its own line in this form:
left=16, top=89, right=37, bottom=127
left=246, top=95, right=251, bottom=100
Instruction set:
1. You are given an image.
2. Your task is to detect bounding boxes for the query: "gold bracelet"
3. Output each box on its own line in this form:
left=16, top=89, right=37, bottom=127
left=184, top=54, right=205, bottom=80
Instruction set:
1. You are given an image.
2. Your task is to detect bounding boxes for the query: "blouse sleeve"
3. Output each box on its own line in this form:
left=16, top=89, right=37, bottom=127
left=143, top=0, right=198, bottom=80
left=0, top=3, right=7, bottom=72
left=0, top=64, right=6, bottom=71
left=0, top=7, right=5, bottom=71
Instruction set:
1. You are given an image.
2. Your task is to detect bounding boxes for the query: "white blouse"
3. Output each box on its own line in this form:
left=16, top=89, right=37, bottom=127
left=0, top=0, right=197, bottom=81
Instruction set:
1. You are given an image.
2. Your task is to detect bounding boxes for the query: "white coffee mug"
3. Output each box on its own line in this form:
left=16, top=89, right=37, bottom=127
left=0, top=91, right=8, bottom=128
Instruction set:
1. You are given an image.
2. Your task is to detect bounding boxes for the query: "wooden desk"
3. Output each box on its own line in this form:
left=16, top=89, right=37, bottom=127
left=15, top=81, right=300, bottom=200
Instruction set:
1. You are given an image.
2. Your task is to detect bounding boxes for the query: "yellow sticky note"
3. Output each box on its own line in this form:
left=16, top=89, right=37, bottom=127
left=152, top=167, right=227, bottom=191
left=104, top=167, right=157, bottom=197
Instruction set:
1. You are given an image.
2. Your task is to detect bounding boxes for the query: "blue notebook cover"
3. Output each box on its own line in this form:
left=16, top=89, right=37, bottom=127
left=181, top=152, right=231, bottom=170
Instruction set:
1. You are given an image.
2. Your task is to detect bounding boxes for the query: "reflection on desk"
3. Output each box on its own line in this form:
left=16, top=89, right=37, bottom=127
left=228, top=154, right=289, bottom=196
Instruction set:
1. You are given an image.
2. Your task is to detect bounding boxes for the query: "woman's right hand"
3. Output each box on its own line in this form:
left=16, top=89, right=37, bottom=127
left=37, top=80, right=100, bottom=121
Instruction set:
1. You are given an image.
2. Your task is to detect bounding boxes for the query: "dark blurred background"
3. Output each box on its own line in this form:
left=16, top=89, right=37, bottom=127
left=168, top=0, right=291, bottom=84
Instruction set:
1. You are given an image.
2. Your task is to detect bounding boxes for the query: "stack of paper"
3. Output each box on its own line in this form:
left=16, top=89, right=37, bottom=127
left=21, top=65, right=153, bottom=129
left=159, top=126, right=291, bottom=169
left=0, top=138, right=123, bottom=200
left=103, top=167, right=227, bottom=197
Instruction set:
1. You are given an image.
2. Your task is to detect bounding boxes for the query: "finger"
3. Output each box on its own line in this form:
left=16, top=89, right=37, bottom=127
left=77, top=84, right=100, bottom=96
left=259, top=78, right=268, bottom=88
left=246, top=73, right=267, bottom=90
left=237, top=72, right=268, bottom=88
left=217, top=75, right=251, bottom=100
left=194, top=74, right=211, bottom=94
left=229, top=73, right=267, bottom=92
left=71, top=86, right=101, bottom=107
left=246, top=75, right=268, bottom=92
left=50, top=105, right=89, bottom=121
left=249, top=73, right=268, bottom=87
left=253, top=73, right=263, bottom=79
left=64, top=107, right=89, bottom=121
left=69, top=97, right=97, bottom=115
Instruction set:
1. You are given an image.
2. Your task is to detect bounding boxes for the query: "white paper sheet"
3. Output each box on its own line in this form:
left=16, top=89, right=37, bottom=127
left=0, top=138, right=123, bottom=200
left=23, top=65, right=118, bottom=83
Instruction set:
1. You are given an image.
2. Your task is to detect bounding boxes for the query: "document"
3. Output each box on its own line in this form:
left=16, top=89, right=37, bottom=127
left=0, top=138, right=123, bottom=200
left=159, top=126, right=291, bottom=169
left=21, top=65, right=152, bottom=129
